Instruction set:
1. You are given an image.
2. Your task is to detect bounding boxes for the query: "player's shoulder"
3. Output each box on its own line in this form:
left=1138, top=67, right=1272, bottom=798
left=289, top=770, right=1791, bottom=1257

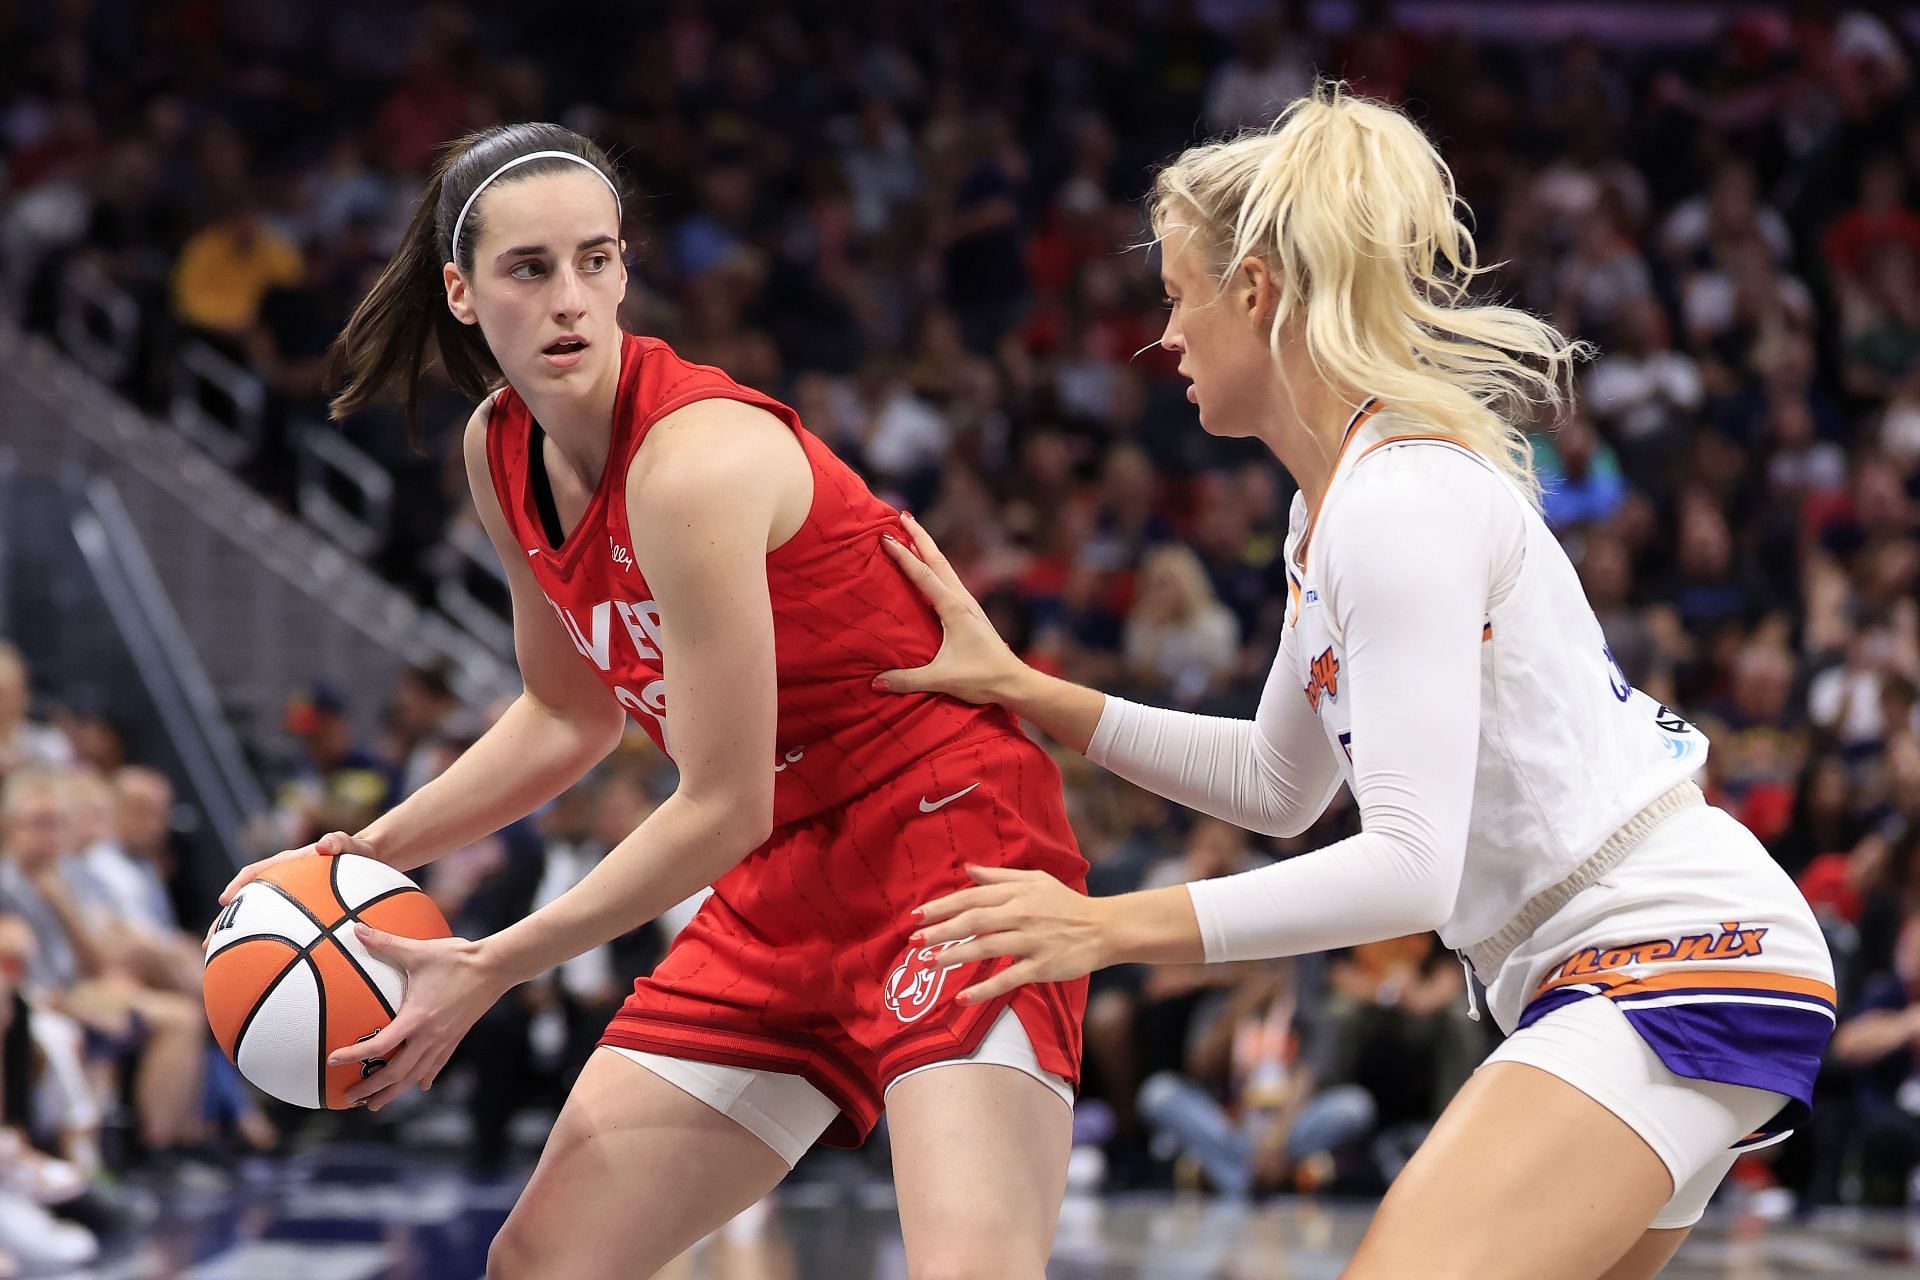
left=1334, top=428, right=1505, bottom=530
left=460, top=390, right=507, bottom=466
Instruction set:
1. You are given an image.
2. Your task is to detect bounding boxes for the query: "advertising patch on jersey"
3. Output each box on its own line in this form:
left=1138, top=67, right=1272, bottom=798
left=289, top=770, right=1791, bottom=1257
left=883, top=937, right=974, bottom=1024
left=1654, top=703, right=1697, bottom=759
left=1305, top=647, right=1340, bottom=713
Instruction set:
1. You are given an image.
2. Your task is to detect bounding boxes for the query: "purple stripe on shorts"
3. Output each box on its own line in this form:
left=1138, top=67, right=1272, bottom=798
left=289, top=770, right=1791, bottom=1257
left=1515, top=985, right=1836, bottom=1145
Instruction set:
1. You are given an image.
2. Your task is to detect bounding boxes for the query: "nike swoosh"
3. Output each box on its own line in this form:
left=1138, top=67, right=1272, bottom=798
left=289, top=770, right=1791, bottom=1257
left=919, top=783, right=980, bottom=813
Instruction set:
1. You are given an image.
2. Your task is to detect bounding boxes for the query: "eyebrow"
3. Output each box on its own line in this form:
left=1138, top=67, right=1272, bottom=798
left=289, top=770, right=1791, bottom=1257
left=496, top=234, right=618, bottom=262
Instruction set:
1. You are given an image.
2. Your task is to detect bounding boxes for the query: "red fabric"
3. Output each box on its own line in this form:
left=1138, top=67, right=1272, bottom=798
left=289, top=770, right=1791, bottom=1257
left=602, top=732, right=1089, bottom=1147
left=1795, top=852, right=1861, bottom=925
left=487, top=332, right=1024, bottom=828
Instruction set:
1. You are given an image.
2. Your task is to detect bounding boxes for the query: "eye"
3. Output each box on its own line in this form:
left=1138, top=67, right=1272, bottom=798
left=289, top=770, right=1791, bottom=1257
left=510, top=260, right=546, bottom=280
left=583, top=253, right=610, bottom=272
left=1162, top=295, right=1180, bottom=310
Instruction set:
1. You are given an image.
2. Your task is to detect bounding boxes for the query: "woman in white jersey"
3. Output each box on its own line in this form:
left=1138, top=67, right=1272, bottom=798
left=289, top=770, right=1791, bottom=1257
left=874, top=83, right=1835, bottom=1280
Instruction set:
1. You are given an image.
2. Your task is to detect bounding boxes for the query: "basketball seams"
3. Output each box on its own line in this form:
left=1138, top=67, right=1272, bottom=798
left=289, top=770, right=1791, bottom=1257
left=257, top=876, right=342, bottom=933
left=311, top=948, right=329, bottom=1109
left=229, top=951, right=307, bottom=1078
left=326, top=854, right=357, bottom=919
left=230, top=875, right=428, bottom=1103
left=322, top=925, right=397, bottom=1020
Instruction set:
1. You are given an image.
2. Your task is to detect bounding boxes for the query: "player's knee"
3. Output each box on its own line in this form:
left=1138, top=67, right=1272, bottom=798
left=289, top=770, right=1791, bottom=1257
left=908, top=1246, right=1045, bottom=1280
left=485, top=1221, right=535, bottom=1280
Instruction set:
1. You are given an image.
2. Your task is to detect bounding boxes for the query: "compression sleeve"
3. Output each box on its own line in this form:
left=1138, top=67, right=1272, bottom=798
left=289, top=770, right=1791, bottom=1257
left=1086, top=616, right=1344, bottom=838
left=1182, top=459, right=1495, bottom=962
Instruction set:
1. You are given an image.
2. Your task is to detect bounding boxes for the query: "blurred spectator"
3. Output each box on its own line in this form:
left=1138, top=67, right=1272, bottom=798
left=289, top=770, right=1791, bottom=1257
left=1533, top=411, right=1629, bottom=530
left=169, top=196, right=304, bottom=347
left=272, top=682, right=398, bottom=849
left=1123, top=545, right=1240, bottom=707
left=1138, top=958, right=1376, bottom=1198
left=0, top=770, right=212, bottom=1187
left=1832, top=913, right=1920, bottom=1205
left=1204, top=14, right=1313, bottom=133
left=0, top=645, right=74, bottom=776
left=1582, top=296, right=1702, bottom=483
left=1321, top=934, right=1479, bottom=1183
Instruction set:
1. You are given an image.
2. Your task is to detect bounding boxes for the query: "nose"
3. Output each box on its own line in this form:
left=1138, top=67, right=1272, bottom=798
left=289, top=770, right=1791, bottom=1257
left=1158, top=311, right=1183, bottom=354
left=552, top=265, right=588, bottom=323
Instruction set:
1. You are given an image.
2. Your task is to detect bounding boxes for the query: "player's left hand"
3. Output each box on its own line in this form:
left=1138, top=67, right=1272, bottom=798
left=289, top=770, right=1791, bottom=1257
left=911, top=866, right=1110, bottom=1004
left=330, top=925, right=500, bottom=1110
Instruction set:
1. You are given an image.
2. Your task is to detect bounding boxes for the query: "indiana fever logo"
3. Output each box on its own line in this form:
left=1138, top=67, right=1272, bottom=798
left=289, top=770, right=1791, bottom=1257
left=884, top=938, right=973, bottom=1024
left=1304, top=647, right=1340, bottom=712
left=1546, top=921, right=1770, bottom=987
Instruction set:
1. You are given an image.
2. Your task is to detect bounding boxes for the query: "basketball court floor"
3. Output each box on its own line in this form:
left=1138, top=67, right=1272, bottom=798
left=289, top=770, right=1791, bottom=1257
left=63, top=1143, right=1920, bottom=1279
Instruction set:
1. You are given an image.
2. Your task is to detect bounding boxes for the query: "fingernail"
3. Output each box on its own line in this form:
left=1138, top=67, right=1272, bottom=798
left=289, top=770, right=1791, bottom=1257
left=871, top=676, right=889, bottom=691
left=909, top=933, right=924, bottom=945
left=911, top=907, right=924, bottom=919
left=883, top=534, right=898, bottom=544
left=903, top=511, right=916, bottom=523
left=956, top=992, right=971, bottom=1006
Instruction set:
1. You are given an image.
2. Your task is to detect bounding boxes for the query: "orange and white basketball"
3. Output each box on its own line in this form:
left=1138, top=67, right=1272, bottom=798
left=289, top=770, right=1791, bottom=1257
left=202, top=853, right=448, bottom=1109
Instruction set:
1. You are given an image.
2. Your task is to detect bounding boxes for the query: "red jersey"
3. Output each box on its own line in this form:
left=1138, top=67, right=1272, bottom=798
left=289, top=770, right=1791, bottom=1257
left=485, top=332, right=1020, bottom=826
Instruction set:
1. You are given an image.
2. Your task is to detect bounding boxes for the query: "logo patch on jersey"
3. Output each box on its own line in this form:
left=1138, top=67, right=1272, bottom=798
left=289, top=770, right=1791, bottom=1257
left=608, top=536, right=634, bottom=571
left=1304, top=647, right=1340, bottom=713
left=1537, top=921, right=1770, bottom=995
left=884, top=938, right=973, bottom=1023
left=1654, top=703, right=1697, bottom=759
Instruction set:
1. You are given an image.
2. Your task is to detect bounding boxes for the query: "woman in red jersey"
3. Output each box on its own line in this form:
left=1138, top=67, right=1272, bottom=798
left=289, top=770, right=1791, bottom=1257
left=215, top=122, right=1086, bottom=1280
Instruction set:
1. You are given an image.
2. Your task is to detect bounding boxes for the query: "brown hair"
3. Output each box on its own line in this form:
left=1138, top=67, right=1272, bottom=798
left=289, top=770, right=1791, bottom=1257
left=324, top=122, right=625, bottom=438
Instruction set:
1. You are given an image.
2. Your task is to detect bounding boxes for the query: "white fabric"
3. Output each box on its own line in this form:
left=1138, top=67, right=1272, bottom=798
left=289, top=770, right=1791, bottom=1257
left=1482, top=992, right=1787, bottom=1228
left=1087, top=402, right=1710, bottom=965
left=606, top=1007, right=1070, bottom=1168
left=1482, top=800, right=1833, bottom=1040
left=27, top=1006, right=99, bottom=1135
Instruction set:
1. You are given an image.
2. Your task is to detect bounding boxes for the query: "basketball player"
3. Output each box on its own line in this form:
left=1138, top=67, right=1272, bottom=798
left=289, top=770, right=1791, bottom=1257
left=217, top=123, right=1085, bottom=1280
left=874, top=85, right=1835, bottom=1280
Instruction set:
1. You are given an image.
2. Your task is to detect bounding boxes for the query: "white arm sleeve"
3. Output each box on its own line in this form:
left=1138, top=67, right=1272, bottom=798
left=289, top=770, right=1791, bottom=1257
left=1087, top=617, right=1344, bottom=838
left=1184, top=461, right=1497, bottom=963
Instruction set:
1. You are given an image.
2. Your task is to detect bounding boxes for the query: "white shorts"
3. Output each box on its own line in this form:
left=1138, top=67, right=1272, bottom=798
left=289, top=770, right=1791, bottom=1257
left=607, top=1005, right=1073, bottom=1168
left=1483, top=980, right=1789, bottom=1228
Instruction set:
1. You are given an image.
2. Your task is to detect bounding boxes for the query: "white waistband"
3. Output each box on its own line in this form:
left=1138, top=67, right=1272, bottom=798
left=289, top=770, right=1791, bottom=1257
left=1462, top=781, right=1704, bottom=982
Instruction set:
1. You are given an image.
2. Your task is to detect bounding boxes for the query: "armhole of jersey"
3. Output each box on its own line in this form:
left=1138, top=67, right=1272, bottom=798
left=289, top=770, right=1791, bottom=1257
left=1324, top=436, right=1522, bottom=643
left=637, top=387, right=821, bottom=563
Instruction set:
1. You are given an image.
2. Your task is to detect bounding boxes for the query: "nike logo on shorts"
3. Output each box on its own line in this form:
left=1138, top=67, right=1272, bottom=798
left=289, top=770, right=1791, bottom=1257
left=918, top=783, right=980, bottom=813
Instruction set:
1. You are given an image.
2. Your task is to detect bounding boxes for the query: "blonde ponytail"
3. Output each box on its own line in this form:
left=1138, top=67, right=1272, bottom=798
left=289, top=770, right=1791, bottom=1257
left=1151, top=81, right=1587, bottom=505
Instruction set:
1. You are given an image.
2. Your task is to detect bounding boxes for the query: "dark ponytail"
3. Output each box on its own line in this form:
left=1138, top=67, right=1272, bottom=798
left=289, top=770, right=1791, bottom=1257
left=324, top=123, right=626, bottom=439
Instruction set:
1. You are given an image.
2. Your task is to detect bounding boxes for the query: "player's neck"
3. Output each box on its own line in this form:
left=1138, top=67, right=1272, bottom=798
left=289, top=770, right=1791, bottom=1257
left=1254, top=357, right=1361, bottom=516
left=518, top=350, right=624, bottom=492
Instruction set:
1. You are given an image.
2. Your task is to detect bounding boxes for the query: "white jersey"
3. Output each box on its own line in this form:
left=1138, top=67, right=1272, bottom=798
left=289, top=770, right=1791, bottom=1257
left=1088, top=399, right=1707, bottom=962
left=1281, top=400, right=1708, bottom=946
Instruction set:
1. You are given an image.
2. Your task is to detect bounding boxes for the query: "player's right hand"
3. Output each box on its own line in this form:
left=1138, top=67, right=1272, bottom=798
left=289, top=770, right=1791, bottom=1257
left=214, top=832, right=376, bottom=914
left=875, top=512, right=1025, bottom=704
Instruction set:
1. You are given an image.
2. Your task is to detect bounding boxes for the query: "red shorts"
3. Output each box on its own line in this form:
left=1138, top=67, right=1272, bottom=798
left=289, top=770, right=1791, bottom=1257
left=600, top=730, right=1089, bottom=1148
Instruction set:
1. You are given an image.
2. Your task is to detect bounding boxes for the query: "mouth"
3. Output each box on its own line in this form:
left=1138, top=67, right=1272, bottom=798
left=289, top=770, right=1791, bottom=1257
left=541, top=335, right=590, bottom=367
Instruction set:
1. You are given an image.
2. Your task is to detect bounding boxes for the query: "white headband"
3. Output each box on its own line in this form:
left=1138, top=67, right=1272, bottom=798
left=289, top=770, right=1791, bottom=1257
left=450, top=150, right=620, bottom=262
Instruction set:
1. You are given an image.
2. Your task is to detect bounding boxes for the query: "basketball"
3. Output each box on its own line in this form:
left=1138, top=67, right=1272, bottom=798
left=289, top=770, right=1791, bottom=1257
left=202, top=854, right=449, bottom=1109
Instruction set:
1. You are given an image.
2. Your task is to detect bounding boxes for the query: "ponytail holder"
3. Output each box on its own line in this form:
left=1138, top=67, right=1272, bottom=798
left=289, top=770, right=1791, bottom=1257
left=451, top=150, right=620, bottom=263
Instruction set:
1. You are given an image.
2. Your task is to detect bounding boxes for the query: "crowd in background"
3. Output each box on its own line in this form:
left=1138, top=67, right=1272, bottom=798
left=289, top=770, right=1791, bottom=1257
left=5, top=0, right=1920, bottom=1251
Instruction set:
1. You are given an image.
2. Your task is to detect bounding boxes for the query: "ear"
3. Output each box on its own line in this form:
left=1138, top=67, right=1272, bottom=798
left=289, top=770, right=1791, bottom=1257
left=1237, top=255, right=1278, bottom=327
left=443, top=261, right=478, bottom=326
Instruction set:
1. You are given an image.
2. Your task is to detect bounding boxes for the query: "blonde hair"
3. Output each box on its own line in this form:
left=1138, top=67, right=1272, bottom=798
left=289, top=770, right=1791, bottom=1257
left=1150, top=82, right=1587, bottom=505
left=1136, top=544, right=1222, bottom=623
